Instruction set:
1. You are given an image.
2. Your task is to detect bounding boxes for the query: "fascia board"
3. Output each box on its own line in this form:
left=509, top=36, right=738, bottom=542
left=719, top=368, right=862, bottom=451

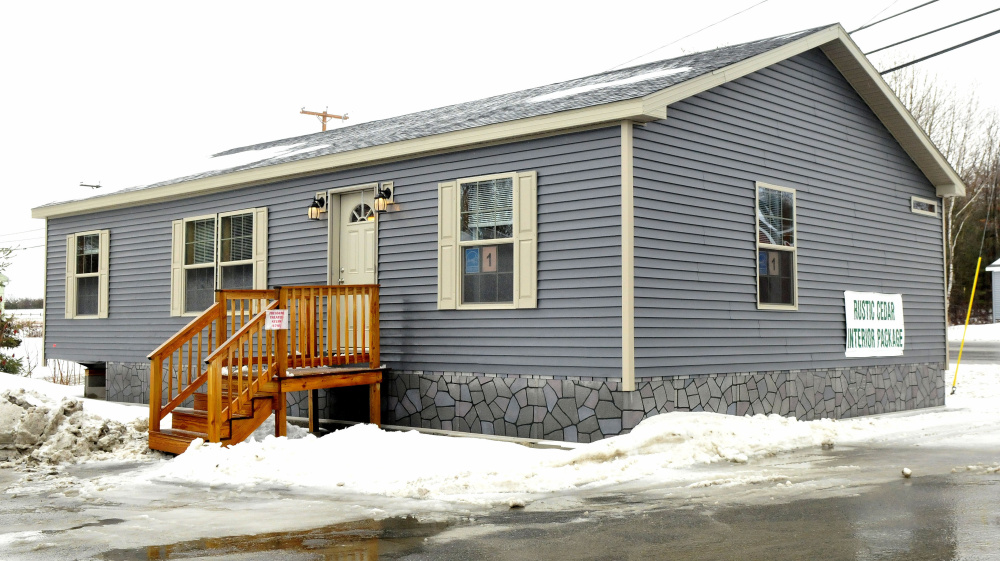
left=639, top=24, right=965, bottom=198
left=818, top=28, right=965, bottom=198
left=32, top=98, right=653, bottom=220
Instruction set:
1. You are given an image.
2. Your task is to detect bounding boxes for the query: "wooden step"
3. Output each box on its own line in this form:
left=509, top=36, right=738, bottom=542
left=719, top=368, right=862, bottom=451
left=193, top=391, right=274, bottom=413
left=171, top=408, right=231, bottom=439
left=229, top=397, right=275, bottom=443
left=149, top=428, right=210, bottom=455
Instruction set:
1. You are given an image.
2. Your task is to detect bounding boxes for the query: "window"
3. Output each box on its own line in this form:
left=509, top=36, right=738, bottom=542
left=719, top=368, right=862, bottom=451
left=756, top=182, right=796, bottom=309
left=170, top=208, right=268, bottom=316
left=65, top=230, right=109, bottom=319
left=438, top=171, right=537, bottom=310
left=911, top=196, right=939, bottom=217
left=349, top=204, right=375, bottom=223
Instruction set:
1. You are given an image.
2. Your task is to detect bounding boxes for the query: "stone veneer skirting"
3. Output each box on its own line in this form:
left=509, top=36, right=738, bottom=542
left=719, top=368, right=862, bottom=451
left=383, top=363, right=945, bottom=442
left=108, top=362, right=945, bottom=443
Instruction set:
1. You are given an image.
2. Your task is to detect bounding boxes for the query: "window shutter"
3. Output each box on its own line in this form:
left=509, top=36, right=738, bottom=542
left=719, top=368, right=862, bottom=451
left=515, top=171, right=538, bottom=309
left=98, top=230, right=110, bottom=318
left=65, top=234, right=75, bottom=319
left=437, top=180, right=458, bottom=310
left=170, top=219, right=184, bottom=316
left=252, top=207, right=268, bottom=289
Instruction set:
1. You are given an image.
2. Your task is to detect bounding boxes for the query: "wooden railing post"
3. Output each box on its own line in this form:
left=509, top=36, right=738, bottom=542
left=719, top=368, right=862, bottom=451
left=216, top=290, right=228, bottom=344
left=149, top=357, right=162, bottom=432
left=206, top=357, right=222, bottom=442
left=275, top=287, right=288, bottom=438
left=369, top=285, right=380, bottom=369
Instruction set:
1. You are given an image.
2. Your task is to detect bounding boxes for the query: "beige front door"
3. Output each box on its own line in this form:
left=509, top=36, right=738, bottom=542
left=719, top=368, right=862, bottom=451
left=339, top=191, right=376, bottom=285
left=337, top=190, right=376, bottom=351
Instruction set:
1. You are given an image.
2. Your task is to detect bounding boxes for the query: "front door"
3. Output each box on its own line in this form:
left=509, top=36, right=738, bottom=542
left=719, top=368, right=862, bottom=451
left=339, top=191, right=376, bottom=285
left=337, top=190, right=376, bottom=351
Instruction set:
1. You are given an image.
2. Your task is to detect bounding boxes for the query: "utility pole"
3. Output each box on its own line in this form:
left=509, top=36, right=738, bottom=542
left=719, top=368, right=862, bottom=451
left=300, top=107, right=348, bottom=131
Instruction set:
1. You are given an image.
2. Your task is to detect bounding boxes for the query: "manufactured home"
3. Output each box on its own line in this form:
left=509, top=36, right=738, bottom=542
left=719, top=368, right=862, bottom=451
left=32, top=24, right=963, bottom=452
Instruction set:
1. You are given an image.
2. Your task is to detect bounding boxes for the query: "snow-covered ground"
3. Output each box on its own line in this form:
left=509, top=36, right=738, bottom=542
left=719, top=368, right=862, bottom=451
left=148, top=363, right=997, bottom=506
left=5, top=310, right=85, bottom=382
left=1, top=359, right=997, bottom=559
left=2, top=359, right=997, bottom=508
left=948, top=322, right=1000, bottom=343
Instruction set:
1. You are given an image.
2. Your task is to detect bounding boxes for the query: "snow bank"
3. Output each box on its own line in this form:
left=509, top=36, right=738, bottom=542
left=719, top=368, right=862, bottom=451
left=0, top=374, right=156, bottom=466
left=152, top=411, right=840, bottom=505
left=150, top=364, right=1000, bottom=506
left=948, top=322, right=1000, bottom=342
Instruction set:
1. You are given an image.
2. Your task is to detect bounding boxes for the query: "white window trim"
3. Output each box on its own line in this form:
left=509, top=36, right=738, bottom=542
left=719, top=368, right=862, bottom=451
left=438, top=170, right=537, bottom=310
left=911, top=196, right=940, bottom=217
left=755, top=182, right=798, bottom=311
left=170, top=207, right=268, bottom=317
left=65, top=229, right=110, bottom=319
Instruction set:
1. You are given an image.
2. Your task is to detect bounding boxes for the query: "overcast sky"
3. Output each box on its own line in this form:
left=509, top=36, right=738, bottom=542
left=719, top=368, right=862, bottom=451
left=2, top=0, right=997, bottom=299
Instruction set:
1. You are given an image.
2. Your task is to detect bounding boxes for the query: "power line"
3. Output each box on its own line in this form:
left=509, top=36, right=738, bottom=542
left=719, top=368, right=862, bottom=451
left=0, top=227, right=44, bottom=237
left=850, top=0, right=939, bottom=34
left=606, top=0, right=771, bottom=71
left=0, top=234, right=45, bottom=244
left=856, top=0, right=901, bottom=31
left=880, top=28, right=1000, bottom=74
left=866, top=7, right=1000, bottom=55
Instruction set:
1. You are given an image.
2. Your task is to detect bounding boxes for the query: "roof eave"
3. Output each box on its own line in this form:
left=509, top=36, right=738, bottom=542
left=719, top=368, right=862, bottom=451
left=32, top=98, right=662, bottom=220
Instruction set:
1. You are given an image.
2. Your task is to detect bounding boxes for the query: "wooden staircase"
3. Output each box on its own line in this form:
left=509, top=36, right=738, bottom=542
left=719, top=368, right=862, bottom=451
left=147, top=286, right=382, bottom=455
left=149, top=391, right=276, bottom=455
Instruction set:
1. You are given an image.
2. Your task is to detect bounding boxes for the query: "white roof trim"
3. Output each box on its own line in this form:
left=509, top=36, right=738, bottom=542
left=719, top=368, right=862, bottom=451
left=32, top=24, right=964, bottom=220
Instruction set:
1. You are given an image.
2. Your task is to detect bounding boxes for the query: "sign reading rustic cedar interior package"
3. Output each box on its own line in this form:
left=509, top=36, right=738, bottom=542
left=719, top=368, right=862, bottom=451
left=844, top=291, right=904, bottom=357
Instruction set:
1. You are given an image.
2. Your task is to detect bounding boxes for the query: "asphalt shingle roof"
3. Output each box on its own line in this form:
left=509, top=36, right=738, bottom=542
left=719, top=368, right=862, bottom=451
left=63, top=25, right=833, bottom=202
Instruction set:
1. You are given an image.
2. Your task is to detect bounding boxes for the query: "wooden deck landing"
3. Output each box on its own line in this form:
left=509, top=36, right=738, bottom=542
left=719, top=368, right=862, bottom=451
left=266, top=365, right=384, bottom=436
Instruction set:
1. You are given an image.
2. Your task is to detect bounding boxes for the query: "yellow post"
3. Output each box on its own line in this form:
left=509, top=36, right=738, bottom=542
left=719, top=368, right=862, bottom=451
left=952, top=256, right=982, bottom=393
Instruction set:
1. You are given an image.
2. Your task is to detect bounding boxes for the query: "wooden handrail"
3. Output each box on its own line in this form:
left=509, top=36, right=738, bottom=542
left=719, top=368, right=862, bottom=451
left=218, top=289, right=279, bottom=300
left=147, top=302, right=223, bottom=360
left=205, top=300, right=279, bottom=363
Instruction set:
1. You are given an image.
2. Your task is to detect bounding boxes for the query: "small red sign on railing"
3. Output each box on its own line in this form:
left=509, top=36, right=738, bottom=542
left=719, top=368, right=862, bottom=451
left=265, top=309, right=289, bottom=330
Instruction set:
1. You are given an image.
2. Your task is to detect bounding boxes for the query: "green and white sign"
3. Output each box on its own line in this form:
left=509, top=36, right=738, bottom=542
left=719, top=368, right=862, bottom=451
left=845, top=291, right=904, bottom=357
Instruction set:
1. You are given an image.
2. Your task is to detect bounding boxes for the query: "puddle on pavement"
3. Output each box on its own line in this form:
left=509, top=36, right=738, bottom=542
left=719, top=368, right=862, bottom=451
left=98, top=516, right=450, bottom=560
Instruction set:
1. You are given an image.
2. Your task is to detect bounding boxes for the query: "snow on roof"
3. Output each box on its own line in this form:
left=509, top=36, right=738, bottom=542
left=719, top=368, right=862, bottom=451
left=528, top=66, right=694, bottom=103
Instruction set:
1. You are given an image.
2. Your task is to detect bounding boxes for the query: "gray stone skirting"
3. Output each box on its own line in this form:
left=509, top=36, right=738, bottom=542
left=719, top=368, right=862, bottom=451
left=384, top=363, right=946, bottom=442
left=108, top=362, right=945, bottom=443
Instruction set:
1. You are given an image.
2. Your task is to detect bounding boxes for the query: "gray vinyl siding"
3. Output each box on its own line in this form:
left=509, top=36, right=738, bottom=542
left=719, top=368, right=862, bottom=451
left=44, top=127, right=623, bottom=376
left=632, top=49, right=946, bottom=376
left=375, top=127, right=623, bottom=377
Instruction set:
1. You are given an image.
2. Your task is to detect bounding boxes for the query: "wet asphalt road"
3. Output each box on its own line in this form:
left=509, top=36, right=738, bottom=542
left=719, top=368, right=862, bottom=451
left=94, top=469, right=1000, bottom=561
left=57, top=443, right=998, bottom=561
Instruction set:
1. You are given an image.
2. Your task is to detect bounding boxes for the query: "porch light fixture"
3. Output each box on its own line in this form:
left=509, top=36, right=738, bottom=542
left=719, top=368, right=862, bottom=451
left=307, top=195, right=326, bottom=220
left=373, top=184, right=393, bottom=213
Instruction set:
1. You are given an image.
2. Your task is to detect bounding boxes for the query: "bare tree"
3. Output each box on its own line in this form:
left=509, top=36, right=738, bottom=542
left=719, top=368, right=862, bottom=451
left=885, top=66, right=1000, bottom=298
